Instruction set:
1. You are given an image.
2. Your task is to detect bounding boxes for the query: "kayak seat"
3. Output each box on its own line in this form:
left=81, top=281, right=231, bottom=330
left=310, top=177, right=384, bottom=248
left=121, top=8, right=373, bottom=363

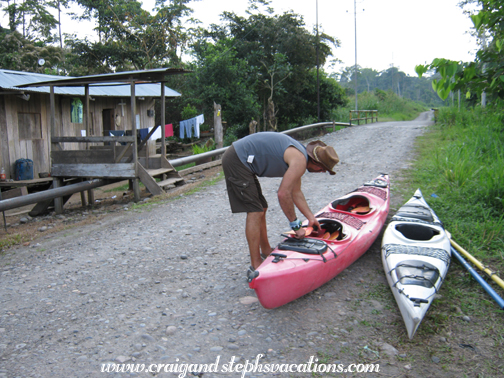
left=393, top=260, right=440, bottom=289
left=278, top=238, right=328, bottom=255
left=395, top=224, right=440, bottom=241
left=331, top=195, right=370, bottom=214
left=395, top=205, right=433, bottom=222
left=316, top=220, right=345, bottom=240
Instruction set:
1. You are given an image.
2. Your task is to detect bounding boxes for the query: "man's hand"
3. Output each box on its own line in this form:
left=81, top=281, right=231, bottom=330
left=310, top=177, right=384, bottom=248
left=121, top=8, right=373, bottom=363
left=293, top=227, right=306, bottom=239
left=307, top=217, right=321, bottom=232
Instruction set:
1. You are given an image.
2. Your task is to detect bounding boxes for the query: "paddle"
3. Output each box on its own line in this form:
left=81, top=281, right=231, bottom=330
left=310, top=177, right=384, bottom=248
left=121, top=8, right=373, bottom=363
left=451, top=246, right=504, bottom=310
left=450, top=238, right=504, bottom=291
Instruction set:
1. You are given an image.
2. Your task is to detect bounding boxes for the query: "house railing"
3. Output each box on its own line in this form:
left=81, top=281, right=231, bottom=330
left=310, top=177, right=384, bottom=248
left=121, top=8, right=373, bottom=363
left=50, top=136, right=137, bottom=177
left=349, top=110, right=378, bottom=126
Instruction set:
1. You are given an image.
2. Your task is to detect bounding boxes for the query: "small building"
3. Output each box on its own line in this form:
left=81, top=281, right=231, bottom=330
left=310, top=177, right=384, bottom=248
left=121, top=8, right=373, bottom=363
left=0, top=69, right=180, bottom=180
left=0, top=68, right=192, bottom=215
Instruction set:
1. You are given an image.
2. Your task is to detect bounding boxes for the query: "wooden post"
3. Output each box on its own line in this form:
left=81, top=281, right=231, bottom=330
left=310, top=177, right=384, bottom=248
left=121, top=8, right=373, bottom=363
left=214, top=102, right=223, bottom=149
left=53, top=177, right=63, bottom=214
left=349, top=110, right=352, bottom=126
left=49, top=86, right=64, bottom=212
left=84, top=84, right=94, bottom=204
left=80, top=191, right=87, bottom=206
left=160, top=81, right=166, bottom=158
left=131, top=79, right=140, bottom=202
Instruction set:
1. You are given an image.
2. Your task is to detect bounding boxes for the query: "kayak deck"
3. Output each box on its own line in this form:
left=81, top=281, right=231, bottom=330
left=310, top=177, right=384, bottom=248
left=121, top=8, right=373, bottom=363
left=250, top=174, right=390, bottom=309
left=381, top=189, right=451, bottom=339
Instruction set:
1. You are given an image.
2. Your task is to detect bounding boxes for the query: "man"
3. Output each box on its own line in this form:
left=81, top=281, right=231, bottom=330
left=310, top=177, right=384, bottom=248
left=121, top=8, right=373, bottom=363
left=222, top=132, right=339, bottom=273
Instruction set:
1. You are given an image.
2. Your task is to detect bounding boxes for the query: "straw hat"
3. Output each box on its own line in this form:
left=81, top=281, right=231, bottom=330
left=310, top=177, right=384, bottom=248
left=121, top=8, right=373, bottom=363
left=306, top=140, right=339, bottom=175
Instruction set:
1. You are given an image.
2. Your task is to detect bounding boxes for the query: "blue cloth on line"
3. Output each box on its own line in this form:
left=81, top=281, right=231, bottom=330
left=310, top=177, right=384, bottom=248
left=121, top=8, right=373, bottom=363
left=109, top=130, right=126, bottom=145
left=139, top=128, right=149, bottom=142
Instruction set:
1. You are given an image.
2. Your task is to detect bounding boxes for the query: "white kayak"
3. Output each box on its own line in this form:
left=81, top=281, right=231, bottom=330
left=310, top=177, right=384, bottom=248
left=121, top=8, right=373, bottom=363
left=381, top=189, right=451, bottom=339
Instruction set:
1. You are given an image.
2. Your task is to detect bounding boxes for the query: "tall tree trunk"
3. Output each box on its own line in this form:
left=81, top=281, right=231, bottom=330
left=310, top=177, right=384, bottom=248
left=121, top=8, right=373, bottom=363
left=266, top=97, right=277, bottom=132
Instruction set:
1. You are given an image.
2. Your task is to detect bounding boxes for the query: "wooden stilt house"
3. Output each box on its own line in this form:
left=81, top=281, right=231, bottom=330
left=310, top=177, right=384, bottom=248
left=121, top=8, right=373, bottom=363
left=2, top=68, right=190, bottom=213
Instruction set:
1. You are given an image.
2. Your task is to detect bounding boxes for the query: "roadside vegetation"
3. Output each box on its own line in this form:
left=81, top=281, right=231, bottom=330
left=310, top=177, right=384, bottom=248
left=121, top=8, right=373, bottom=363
left=332, top=89, right=428, bottom=123
left=396, top=102, right=504, bottom=347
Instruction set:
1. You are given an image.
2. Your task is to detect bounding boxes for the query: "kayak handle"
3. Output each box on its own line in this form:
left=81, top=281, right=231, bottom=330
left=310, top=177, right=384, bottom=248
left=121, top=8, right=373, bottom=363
left=409, top=297, right=429, bottom=307
left=271, top=253, right=287, bottom=263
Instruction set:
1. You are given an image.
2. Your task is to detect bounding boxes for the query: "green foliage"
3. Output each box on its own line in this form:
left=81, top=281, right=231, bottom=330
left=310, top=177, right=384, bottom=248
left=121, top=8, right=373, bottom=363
left=0, top=29, right=64, bottom=72
left=191, top=138, right=215, bottom=154
left=186, top=39, right=260, bottom=129
left=404, top=104, right=504, bottom=260
left=181, top=104, right=198, bottom=120
left=416, top=1, right=504, bottom=102
left=64, top=0, right=195, bottom=74
left=185, top=1, right=347, bottom=132
left=331, top=90, right=427, bottom=122
left=339, top=65, right=446, bottom=106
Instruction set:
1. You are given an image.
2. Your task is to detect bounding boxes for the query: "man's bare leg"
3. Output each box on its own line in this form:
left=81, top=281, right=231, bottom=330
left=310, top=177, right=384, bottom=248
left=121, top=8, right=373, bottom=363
left=259, top=208, right=273, bottom=258
left=246, top=211, right=267, bottom=269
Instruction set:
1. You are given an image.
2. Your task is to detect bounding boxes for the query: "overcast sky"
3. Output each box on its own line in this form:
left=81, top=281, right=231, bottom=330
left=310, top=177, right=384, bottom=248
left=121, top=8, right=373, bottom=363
left=4, top=0, right=479, bottom=77
left=171, top=0, right=479, bottom=76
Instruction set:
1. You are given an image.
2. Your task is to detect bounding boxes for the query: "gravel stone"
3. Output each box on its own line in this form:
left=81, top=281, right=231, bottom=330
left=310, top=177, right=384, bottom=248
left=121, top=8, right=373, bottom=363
left=0, top=114, right=438, bottom=378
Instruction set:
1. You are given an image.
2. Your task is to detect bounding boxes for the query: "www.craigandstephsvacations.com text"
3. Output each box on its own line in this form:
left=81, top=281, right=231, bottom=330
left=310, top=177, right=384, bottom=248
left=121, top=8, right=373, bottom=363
left=101, top=354, right=380, bottom=377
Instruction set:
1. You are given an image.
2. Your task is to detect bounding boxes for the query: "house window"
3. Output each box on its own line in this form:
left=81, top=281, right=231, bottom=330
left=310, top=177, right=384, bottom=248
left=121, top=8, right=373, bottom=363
left=18, top=113, right=42, bottom=140
left=71, top=98, right=83, bottom=123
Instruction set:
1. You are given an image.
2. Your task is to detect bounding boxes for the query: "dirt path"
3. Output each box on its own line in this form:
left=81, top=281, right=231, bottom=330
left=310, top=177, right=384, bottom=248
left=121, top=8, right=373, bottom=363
left=0, top=112, right=498, bottom=377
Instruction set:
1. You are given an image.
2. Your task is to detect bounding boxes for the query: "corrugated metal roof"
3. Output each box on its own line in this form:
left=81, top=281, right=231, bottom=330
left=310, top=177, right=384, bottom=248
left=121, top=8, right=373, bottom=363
left=0, top=69, right=181, bottom=97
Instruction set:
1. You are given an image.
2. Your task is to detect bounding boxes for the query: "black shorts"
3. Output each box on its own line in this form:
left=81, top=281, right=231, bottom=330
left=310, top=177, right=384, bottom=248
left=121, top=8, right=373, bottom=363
left=222, top=145, right=268, bottom=213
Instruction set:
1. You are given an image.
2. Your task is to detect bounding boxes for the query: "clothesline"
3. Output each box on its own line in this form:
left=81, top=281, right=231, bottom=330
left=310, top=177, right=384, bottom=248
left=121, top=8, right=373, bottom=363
left=180, top=114, right=205, bottom=139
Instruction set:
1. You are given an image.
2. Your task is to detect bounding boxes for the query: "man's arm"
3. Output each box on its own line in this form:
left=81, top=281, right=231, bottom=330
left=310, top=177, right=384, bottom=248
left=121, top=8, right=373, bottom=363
left=278, top=147, right=320, bottom=236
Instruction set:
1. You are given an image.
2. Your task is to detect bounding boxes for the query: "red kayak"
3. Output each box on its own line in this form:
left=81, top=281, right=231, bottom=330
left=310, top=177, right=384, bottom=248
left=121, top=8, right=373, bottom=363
left=249, top=174, right=390, bottom=309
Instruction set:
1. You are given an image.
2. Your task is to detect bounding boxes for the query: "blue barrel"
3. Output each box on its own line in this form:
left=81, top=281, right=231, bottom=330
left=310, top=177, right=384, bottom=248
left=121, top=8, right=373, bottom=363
left=15, top=159, right=34, bottom=181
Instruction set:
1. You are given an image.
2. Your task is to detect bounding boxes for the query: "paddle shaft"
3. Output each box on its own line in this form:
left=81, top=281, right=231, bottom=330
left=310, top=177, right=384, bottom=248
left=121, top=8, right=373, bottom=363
left=451, top=247, right=504, bottom=309
left=450, top=239, right=504, bottom=291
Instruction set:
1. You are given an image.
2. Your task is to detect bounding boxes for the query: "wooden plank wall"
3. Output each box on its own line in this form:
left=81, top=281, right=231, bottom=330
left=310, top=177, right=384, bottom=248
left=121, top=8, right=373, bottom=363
left=0, top=93, right=156, bottom=180
left=0, top=96, right=10, bottom=177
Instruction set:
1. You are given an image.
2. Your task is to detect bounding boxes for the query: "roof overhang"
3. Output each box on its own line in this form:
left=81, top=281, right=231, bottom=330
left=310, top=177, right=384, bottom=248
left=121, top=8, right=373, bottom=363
left=16, top=68, right=192, bottom=88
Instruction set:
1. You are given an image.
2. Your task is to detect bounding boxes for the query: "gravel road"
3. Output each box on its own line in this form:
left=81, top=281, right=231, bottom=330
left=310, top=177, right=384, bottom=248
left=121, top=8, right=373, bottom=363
left=1, top=113, right=436, bottom=378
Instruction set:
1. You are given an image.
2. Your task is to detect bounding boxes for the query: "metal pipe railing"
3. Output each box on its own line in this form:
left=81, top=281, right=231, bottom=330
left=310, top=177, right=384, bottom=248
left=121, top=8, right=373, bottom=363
left=169, top=121, right=350, bottom=167
left=0, top=179, right=112, bottom=212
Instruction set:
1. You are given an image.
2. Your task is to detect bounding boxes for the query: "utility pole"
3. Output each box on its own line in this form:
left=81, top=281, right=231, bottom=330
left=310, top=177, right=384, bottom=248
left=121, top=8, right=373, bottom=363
left=354, top=0, right=358, bottom=112
left=316, top=0, right=320, bottom=122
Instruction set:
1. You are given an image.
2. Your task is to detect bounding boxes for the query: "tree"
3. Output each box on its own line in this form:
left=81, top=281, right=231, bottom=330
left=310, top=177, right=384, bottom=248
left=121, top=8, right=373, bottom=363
left=185, top=38, right=260, bottom=136
left=415, top=1, right=504, bottom=101
left=65, top=0, right=195, bottom=74
left=1, top=0, right=58, bottom=40
left=337, top=65, right=445, bottom=106
left=198, top=0, right=344, bottom=130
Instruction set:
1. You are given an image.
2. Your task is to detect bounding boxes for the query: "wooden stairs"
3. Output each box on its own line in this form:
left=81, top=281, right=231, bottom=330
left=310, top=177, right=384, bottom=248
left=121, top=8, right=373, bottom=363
left=138, top=155, right=184, bottom=196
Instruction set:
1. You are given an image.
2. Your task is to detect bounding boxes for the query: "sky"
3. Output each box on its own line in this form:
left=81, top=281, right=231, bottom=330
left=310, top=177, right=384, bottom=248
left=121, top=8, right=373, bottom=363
left=3, top=0, right=479, bottom=77
left=140, top=0, right=480, bottom=77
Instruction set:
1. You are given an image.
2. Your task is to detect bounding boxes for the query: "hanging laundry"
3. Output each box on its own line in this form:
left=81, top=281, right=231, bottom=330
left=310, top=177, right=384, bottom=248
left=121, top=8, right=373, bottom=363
left=165, top=124, right=174, bottom=137
left=138, top=128, right=149, bottom=142
left=149, top=126, right=162, bottom=140
left=179, top=115, right=205, bottom=139
left=180, top=119, right=191, bottom=138
left=109, top=130, right=126, bottom=145
left=109, top=130, right=125, bottom=137
left=194, top=114, right=205, bottom=139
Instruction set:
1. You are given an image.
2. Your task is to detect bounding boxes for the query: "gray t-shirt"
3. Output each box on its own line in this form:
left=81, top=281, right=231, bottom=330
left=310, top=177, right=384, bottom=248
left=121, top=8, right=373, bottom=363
left=233, top=132, right=308, bottom=177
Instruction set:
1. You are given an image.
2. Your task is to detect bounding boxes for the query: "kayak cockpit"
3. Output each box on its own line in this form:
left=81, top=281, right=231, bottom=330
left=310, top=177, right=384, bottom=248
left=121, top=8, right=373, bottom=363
left=330, top=195, right=372, bottom=215
left=309, top=219, right=347, bottom=241
left=395, top=223, right=440, bottom=241
left=392, top=260, right=441, bottom=289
